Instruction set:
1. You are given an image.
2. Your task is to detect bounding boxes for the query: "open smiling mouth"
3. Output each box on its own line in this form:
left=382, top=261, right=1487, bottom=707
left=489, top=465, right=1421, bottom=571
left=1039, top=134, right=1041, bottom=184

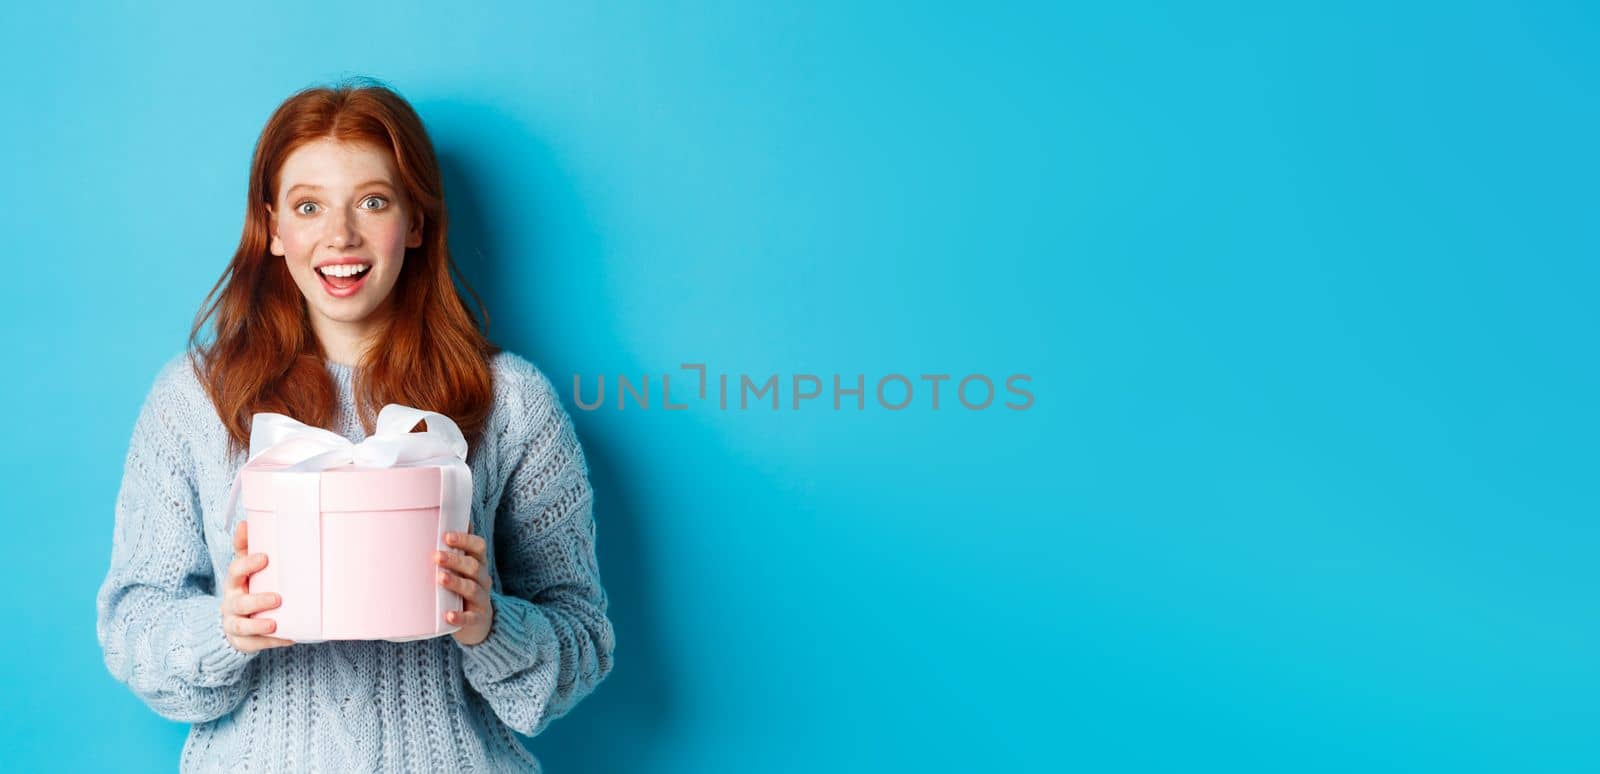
left=317, top=264, right=371, bottom=297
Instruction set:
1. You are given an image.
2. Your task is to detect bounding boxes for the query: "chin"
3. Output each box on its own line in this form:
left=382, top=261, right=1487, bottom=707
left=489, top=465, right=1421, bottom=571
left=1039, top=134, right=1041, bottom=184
left=318, top=304, right=383, bottom=323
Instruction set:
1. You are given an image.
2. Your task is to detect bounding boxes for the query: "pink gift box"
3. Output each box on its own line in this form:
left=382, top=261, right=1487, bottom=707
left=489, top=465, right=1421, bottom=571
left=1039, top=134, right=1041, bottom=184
left=241, top=459, right=470, bottom=643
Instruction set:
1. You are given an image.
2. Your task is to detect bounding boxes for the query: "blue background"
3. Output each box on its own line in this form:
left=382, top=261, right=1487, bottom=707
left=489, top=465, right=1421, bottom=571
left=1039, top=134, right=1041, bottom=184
left=2, top=1, right=1596, bottom=771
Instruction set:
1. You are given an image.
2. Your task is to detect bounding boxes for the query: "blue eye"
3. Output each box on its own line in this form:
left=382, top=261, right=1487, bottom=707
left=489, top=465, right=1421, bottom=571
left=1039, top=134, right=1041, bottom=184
left=295, top=201, right=318, bottom=215
left=362, top=196, right=388, bottom=210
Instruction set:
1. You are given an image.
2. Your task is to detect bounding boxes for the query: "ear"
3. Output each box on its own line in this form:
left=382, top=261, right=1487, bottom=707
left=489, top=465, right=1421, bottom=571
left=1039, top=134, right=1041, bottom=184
left=265, top=203, right=285, bottom=257
left=406, top=209, right=424, bottom=249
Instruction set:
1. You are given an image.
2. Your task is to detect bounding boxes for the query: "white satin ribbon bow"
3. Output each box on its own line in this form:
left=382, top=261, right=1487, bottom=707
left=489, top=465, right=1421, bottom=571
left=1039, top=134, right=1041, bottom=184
left=222, top=404, right=471, bottom=531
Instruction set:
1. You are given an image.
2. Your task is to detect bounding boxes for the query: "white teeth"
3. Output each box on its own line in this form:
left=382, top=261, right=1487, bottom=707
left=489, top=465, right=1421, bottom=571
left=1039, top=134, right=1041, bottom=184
left=319, top=264, right=370, bottom=278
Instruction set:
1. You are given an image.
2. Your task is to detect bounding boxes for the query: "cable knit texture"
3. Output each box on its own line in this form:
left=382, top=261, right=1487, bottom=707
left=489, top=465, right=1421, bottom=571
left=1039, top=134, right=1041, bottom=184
left=96, top=351, right=615, bottom=773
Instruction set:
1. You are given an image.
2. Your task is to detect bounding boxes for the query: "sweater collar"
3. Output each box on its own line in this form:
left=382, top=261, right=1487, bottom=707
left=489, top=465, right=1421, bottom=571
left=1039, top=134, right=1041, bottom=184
left=324, top=359, right=356, bottom=387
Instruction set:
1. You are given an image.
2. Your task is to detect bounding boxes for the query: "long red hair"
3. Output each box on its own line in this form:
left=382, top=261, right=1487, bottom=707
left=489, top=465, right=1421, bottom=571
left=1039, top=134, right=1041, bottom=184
left=189, top=77, right=497, bottom=457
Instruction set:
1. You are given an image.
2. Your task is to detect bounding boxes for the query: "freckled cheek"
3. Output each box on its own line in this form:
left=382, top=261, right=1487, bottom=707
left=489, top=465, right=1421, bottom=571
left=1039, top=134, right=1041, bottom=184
left=374, top=225, right=408, bottom=252
left=281, top=229, right=319, bottom=261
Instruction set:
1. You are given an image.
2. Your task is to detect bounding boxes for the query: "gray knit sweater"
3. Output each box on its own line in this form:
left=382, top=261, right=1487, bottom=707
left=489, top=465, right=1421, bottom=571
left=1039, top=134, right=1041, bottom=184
left=95, top=351, right=615, bottom=772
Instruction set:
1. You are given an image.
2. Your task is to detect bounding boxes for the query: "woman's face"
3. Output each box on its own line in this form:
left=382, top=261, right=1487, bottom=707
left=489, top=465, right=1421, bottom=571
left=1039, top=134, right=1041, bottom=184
left=267, top=138, right=422, bottom=333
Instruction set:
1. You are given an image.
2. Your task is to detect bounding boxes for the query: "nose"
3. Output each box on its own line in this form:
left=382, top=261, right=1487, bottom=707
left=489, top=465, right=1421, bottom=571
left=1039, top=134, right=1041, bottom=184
left=323, top=208, right=361, bottom=249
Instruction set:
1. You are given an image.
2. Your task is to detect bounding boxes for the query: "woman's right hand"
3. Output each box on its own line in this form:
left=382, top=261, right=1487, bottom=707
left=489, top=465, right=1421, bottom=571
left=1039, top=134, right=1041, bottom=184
left=222, top=520, right=295, bottom=653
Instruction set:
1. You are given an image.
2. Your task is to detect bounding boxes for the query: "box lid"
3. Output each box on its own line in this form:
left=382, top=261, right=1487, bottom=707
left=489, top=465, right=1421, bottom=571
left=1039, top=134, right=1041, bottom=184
left=241, top=464, right=444, bottom=512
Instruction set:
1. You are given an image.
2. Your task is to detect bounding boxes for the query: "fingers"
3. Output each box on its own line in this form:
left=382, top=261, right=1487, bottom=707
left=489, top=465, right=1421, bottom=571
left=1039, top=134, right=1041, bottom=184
left=226, top=592, right=282, bottom=617
left=446, top=608, right=483, bottom=626
left=434, top=549, right=482, bottom=581
left=226, top=613, right=280, bottom=638
left=230, top=634, right=296, bottom=651
left=227, top=553, right=269, bottom=590
left=219, top=584, right=293, bottom=652
left=444, top=531, right=486, bottom=558
left=233, top=520, right=248, bottom=554
left=437, top=568, right=487, bottom=603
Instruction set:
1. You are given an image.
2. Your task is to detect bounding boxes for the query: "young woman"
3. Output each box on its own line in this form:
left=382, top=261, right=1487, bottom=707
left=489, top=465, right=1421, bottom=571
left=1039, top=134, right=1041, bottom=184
left=95, top=78, right=615, bottom=772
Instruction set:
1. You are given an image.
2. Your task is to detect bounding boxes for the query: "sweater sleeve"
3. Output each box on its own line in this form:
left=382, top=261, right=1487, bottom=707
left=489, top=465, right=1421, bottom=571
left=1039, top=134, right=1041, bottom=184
left=457, top=367, right=616, bottom=737
left=95, top=365, right=258, bottom=723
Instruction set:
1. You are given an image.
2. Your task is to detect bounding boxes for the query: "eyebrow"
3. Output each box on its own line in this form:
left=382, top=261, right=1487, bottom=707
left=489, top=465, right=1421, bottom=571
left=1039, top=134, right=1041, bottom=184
left=285, top=179, right=397, bottom=197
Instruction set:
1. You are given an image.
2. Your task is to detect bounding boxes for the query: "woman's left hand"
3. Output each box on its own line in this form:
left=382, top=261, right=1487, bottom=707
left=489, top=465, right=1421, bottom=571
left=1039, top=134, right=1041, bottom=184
left=437, top=530, right=494, bottom=646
